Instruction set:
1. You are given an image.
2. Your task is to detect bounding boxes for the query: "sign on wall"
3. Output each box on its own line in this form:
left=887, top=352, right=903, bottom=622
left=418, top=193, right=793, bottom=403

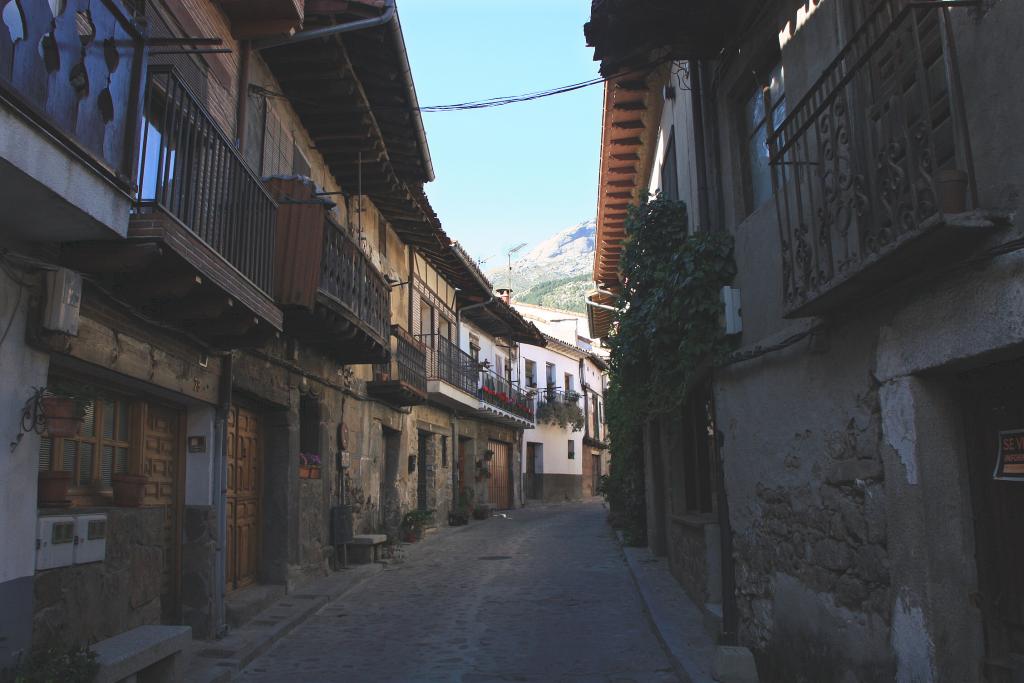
left=995, top=430, right=1024, bottom=480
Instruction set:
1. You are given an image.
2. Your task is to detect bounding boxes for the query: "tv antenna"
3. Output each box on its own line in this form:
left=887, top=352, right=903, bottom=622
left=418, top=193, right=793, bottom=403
left=507, top=242, right=528, bottom=291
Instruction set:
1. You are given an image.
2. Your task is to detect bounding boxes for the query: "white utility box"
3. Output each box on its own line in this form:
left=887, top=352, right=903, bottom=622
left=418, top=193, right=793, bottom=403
left=36, top=516, right=76, bottom=570
left=43, top=267, right=82, bottom=335
left=721, top=286, right=743, bottom=335
left=74, top=513, right=107, bottom=564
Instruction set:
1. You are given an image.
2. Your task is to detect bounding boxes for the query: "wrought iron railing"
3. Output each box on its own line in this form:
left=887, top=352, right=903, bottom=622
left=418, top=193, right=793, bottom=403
left=136, top=66, right=277, bottom=295
left=536, top=387, right=582, bottom=409
left=479, top=370, right=535, bottom=421
left=374, top=326, right=427, bottom=393
left=770, top=0, right=975, bottom=315
left=0, top=0, right=145, bottom=185
left=418, top=335, right=479, bottom=395
left=320, top=215, right=390, bottom=342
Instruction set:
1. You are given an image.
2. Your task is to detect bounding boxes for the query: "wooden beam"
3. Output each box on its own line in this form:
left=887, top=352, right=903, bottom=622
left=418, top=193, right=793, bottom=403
left=613, top=99, right=647, bottom=111
left=124, top=273, right=202, bottom=301
left=612, top=119, right=644, bottom=130
left=610, top=136, right=642, bottom=146
left=161, top=294, right=235, bottom=322
left=62, top=243, right=163, bottom=273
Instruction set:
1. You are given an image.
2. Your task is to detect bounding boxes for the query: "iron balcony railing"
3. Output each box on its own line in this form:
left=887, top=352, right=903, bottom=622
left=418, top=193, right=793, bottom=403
left=0, top=0, right=145, bottom=186
left=320, top=215, right=390, bottom=342
left=480, top=369, right=535, bottom=421
left=536, top=387, right=582, bottom=408
left=374, top=326, right=427, bottom=393
left=136, top=66, right=276, bottom=295
left=770, top=0, right=976, bottom=315
left=418, top=335, right=479, bottom=396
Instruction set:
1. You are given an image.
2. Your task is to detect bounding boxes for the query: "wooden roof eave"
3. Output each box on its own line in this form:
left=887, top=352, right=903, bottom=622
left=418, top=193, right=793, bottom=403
left=592, top=66, right=666, bottom=292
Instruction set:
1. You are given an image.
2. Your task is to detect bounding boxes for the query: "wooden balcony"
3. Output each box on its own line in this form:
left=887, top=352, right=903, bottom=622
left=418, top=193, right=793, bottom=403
left=62, top=66, right=282, bottom=347
left=265, top=177, right=390, bottom=363
left=418, top=334, right=480, bottom=411
left=0, top=0, right=144, bottom=184
left=367, top=326, right=428, bottom=406
left=216, top=0, right=304, bottom=39
left=771, top=0, right=1001, bottom=318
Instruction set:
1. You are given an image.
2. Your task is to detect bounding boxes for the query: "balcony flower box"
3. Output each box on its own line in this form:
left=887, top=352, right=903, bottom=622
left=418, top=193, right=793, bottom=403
left=299, top=453, right=322, bottom=480
left=111, top=474, right=147, bottom=507
left=38, top=470, right=72, bottom=507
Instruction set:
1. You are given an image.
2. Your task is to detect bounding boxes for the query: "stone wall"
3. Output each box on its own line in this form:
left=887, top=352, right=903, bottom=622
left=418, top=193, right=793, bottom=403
left=33, top=508, right=164, bottom=646
left=532, top=474, right=582, bottom=503
left=180, top=505, right=217, bottom=639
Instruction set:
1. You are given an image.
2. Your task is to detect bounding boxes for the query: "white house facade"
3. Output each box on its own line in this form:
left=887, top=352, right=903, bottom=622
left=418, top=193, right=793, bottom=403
left=514, top=304, right=609, bottom=502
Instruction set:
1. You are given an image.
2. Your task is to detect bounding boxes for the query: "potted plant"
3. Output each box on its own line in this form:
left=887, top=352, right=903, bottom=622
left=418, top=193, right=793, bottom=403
left=472, top=504, right=490, bottom=520
left=299, top=453, right=322, bottom=479
left=400, top=509, right=434, bottom=542
left=37, top=469, right=72, bottom=507
left=111, top=473, right=147, bottom=507
left=37, top=382, right=91, bottom=438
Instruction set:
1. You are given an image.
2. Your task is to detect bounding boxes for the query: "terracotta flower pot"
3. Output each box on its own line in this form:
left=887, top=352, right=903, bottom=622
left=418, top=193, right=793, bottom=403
left=41, top=396, right=82, bottom=438
left=38, top=470, right=72, bottom=507
left=299, top=465, right=311, bottom=479
left=309, top=466, right=321, bottom=480
left=111, top=474, right=147, bottom=507
left=936, top=168, right=969, bottom=215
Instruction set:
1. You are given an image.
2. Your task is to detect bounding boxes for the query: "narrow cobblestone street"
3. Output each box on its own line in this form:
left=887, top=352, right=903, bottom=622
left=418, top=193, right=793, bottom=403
left=237, top=501, right=678, bottom=683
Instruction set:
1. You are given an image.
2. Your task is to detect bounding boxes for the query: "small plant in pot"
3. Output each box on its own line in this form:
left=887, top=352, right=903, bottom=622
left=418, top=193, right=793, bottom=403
left=400, top=509, right=434, bottom=542
left=298, top=453, right=322, bottom=479
left=38, top=381, right=91, bottom=438
left=472, top=504, right=490, bottom=520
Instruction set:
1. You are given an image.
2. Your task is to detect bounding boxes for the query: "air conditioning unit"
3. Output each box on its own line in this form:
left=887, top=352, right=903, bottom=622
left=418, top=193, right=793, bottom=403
left=36, top=516, right=75, bottom=570
left=73, top=514, right=107, bottom=564
left=721, top=286, right=742, bottom=335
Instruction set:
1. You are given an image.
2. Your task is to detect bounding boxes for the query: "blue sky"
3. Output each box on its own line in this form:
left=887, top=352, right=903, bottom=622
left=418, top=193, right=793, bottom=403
left=398, top=1, right=602, bottom=266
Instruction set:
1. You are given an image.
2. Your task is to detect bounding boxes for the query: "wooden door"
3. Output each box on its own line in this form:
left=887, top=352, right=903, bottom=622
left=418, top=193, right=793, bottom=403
left=417, top=431, right=429, bottom=512
left=141, top=402, right=182, bottom=622
left=526, top=443, right=537, bottom=499
left=227, top=406, right=262, bottom=591
left=487, top=440, right=512, bottom=509
left=458, top=439, right=472, bottom=502
left=965, top=368, right=1024, bottom=682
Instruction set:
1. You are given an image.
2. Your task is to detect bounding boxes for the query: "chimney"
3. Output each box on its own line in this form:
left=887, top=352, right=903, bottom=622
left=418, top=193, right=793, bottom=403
left=496, top=288, right=512, bottom=304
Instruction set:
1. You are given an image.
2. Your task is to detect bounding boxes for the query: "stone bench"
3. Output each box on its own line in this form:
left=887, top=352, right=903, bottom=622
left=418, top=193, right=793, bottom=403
left=346, top=534, right=388, bottom=564
left=92, top=625, right=191, bottom=683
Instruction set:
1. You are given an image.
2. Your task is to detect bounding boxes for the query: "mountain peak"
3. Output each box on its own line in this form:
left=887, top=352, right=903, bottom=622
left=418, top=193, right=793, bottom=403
left=484, top=220, right=595, bottom=313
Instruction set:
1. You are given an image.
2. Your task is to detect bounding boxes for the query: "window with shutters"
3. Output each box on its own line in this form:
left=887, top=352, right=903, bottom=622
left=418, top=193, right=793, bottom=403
left=524, top=359, right=537, bottom=388
left=39, top=393, right=134, bottom=491
left=567, top=440, right=575, bottom=460
left=739, top=59, right=785, bottom=215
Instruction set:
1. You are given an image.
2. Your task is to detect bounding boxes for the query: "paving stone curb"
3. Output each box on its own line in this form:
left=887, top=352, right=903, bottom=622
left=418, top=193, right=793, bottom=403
left=612, top=525, right=717, bottom=683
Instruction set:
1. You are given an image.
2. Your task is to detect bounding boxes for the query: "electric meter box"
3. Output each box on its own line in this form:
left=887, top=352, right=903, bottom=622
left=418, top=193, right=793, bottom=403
left=36, top=516, right=76, bottom=570
left=74, top=514, right=107, bottom=564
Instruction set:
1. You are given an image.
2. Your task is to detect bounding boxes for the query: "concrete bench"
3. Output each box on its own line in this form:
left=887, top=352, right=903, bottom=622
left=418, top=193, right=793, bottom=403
left=92, top=625, right=191, bottom=683
left=347, top=534, right=388, bottom=564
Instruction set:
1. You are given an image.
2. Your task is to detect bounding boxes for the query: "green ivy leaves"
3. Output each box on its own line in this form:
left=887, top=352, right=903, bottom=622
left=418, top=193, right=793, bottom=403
left=599, top=195, right=736, bottom=545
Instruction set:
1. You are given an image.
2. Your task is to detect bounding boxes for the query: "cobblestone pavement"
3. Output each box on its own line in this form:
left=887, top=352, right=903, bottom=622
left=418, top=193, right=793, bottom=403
left=237, top=500, right=679, bottom=683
